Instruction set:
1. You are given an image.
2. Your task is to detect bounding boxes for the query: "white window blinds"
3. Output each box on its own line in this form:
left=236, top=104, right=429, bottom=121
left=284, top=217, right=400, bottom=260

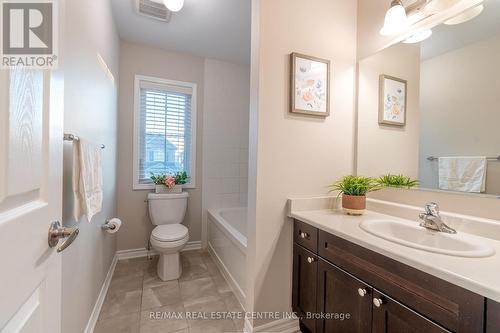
left=135, top=77, right=195, bottom=187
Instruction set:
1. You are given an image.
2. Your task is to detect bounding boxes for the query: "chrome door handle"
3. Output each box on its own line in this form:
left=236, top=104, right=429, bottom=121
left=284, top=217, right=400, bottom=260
left=300, top=231, right=309, bottom=239
left=48, top=221, right=79, bottom=253
left=307, top=257, right=315, bottom=264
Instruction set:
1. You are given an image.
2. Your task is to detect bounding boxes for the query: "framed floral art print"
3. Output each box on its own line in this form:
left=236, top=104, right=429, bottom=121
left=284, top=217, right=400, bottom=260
left=379, top=74, right=407, bottom=126
left=290, top=53, right=330, bottom=117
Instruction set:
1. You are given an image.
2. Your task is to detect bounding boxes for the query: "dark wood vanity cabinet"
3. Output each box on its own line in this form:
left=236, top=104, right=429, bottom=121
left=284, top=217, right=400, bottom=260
left=292, top=219, right=491, bottom=333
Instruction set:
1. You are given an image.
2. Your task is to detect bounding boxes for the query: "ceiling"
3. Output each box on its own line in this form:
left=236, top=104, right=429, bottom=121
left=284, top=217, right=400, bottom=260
left=421, top=0, right=500, bottom=60
left=110, top=0, right=251, bottom=64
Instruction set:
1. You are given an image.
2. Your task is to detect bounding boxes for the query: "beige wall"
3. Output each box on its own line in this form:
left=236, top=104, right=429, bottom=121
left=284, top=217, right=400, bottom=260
left=61, top=0, right=120, bottom=332
left=117, top=42, right=204, bottom=250
left=247, top=0, right=357, bottom=325
left=419, top=34, right=500, bottom=194
left=357, top=43, right=420, bottom=179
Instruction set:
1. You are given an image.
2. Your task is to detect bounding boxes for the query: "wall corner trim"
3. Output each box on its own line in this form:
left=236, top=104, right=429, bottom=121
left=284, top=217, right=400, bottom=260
left=243, top=317, right=300, bottom=333
left=84, top=254, right=118, bottom=333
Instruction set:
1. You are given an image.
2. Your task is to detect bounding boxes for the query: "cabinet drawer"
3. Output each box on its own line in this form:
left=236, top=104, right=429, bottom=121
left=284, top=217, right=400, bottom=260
left=294, top=219, right=318, bottom=253
left=318, top=230, right=484, bottom=332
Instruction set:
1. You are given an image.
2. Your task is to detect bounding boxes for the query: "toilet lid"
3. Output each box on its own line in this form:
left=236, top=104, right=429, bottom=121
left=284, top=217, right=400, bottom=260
left=152, top=224, right=188, bottom=242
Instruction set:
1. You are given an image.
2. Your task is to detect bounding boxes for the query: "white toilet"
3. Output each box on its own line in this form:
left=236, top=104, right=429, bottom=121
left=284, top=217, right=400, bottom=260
left=148, top=192, right=189, bottom=281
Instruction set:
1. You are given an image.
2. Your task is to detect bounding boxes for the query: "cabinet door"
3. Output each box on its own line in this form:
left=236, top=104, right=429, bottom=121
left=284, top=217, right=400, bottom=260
left=317, top=259, right=372, bottom=333
left=372, top=290, right=451, bottom=333
left=292, top=244, right=318, bottom=333
left=486, top=299, right=500, bottom=333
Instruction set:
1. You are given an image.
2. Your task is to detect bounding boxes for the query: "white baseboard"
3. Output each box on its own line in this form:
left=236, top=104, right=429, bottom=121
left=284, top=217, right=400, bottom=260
left=207, top=243, right=246, bottom=310
left=84, top=254, right=118, bottom=333
left=244, top=318, right=300, bottom=333
left=183, top=240, right=202, bottom=252
left=115, top=241, right=202, bottom=260
left=115, top=247, right=156, bottom=260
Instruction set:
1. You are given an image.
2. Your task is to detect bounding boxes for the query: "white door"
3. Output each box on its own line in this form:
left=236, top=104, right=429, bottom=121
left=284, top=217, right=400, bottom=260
left=0, top=65, right=65, bottom=332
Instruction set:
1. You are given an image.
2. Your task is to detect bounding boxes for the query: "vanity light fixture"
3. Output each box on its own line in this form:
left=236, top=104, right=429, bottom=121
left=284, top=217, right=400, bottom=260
left=380, top=0, right=410, bottom=36
left=424, top=0, right=461, bottom=13
left=444, top=4, right=484, bottom=25
left=163, top=0, right=184, bottom=12
left=403, top=29, right=433, bottom=43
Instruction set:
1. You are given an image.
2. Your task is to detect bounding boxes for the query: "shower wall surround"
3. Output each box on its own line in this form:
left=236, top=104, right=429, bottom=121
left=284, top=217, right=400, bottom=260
left=202, top=59, right=251, bottom=211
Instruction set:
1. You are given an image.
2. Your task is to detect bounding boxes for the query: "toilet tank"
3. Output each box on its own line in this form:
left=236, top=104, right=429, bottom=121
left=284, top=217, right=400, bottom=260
left=147, top=192, right=189, bottom=225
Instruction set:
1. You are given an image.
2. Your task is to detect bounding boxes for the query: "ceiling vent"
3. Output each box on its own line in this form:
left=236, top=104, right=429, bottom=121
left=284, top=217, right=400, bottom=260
left=135, top=0, right=172, bottom=22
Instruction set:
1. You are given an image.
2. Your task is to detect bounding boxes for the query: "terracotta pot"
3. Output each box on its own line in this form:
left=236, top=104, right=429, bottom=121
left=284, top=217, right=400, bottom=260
left=341, top=194, right=366, bottom=216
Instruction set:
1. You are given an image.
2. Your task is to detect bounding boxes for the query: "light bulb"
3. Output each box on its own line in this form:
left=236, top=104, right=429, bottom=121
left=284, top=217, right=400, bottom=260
left=403, top=29, right=433, bottom=43
left=164, top=0, right=184, bottom=12
left=380, top=1, right=410, bottom=36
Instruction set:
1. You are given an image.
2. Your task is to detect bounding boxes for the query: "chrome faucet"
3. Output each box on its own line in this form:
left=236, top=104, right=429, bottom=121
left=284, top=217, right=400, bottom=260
left=419, top=202, right=457, bottom=234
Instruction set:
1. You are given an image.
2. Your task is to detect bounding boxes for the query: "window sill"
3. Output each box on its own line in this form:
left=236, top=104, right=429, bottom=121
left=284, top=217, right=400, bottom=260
left=133, top=184, right=196, bottom=191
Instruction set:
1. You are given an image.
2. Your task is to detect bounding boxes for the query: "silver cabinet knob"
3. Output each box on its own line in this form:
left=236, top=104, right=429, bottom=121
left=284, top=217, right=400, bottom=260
left=373, top=298, right=384, bottom=308
left=358, top=288, right=367, bottom=297
left=300, top=231, right=309, bottom=239
left=307, top=257, right=315, bottom=264
left=48, top=221, right=79, bottom=253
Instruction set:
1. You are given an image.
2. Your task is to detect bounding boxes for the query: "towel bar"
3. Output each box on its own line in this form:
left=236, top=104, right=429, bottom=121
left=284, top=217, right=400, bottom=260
left=64, top=133, right=105, bottom=149
left=427, top=156, right=500, bottom=161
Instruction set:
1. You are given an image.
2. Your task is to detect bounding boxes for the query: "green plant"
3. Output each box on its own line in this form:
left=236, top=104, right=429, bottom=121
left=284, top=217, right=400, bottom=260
left=376, top=174, right=419, bottom=189
left=150, top=173, right=167, bottom=185
left=174, top=171, right=189, bottom=185
left=150, top=172, right=189, bottom=186
left=328, top=175, right=380, bottom=197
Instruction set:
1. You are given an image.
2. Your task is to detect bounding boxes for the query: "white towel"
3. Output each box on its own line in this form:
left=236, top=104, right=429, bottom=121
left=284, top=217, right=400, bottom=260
left=73, top=138, right=103, bottom=222
left=438, top=157, right=487, bottom=193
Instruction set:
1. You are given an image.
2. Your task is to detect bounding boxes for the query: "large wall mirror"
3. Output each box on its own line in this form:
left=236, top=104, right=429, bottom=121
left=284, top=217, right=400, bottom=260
left=356, top=0, right=500, bottom=197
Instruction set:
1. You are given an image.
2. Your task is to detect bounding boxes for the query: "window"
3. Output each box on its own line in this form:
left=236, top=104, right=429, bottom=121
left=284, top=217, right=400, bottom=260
left=133, top=75, right=197, bottom=189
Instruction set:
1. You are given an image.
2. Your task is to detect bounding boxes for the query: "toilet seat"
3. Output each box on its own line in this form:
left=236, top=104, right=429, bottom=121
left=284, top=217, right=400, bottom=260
left=151, top=224, right=188, bottom=242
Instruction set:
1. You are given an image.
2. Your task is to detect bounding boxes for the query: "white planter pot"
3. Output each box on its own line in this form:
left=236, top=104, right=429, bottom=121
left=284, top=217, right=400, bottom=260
left=155, top=184, right=183, bottom=194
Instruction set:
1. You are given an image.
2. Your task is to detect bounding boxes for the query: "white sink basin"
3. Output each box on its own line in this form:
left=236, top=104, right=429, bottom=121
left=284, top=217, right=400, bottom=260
left=359, top=219, right=495, bottom=258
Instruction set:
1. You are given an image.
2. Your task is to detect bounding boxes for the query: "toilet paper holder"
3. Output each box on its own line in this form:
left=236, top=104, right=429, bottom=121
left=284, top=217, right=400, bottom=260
left=102, top=219, right=117, bottom=231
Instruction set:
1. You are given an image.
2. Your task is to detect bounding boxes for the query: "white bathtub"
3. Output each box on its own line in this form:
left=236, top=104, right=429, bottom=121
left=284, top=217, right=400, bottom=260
left=207, top=207, right=247, bottom=305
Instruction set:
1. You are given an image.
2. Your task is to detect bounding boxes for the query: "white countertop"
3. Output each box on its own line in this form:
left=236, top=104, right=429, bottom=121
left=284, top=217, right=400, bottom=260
left=290, top=208, right=500, bottom=303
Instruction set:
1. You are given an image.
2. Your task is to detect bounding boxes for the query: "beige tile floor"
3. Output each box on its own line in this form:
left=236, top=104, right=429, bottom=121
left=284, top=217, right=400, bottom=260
left=94, top=250, right=245, bottom=333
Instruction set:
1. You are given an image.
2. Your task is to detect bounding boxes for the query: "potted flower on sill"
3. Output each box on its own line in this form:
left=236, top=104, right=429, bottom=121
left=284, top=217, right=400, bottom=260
left=150, top=171, right=189, bottom=194
left=328, top=175, right=380, bottom=216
